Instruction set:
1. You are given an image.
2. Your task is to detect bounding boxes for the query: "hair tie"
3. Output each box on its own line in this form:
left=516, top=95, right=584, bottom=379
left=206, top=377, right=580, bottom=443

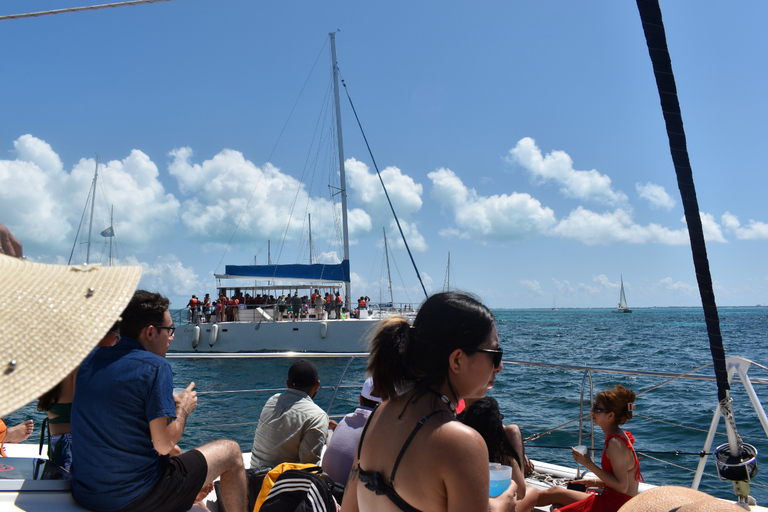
left=627, top=403, right=636, bottom=412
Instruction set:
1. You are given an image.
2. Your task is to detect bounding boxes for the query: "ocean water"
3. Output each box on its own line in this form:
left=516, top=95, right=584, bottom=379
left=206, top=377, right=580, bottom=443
left=6, top=307, right=768, bottom=503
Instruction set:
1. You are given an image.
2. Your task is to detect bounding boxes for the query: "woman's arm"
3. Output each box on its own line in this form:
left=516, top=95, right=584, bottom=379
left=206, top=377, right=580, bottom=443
left=444, top=426, right=517, bottom=512
left=571, top=438, right=630, bottom=493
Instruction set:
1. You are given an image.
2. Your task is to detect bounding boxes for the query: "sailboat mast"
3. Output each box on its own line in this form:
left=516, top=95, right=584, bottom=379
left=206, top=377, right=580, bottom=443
left=108, top=205, right=114, bottom=267
left=86, top=156, right=99, bottom=265
left=308, top=214, right=314, bottom=264
left=330, top=32, right=352, bottom=311
left=383, top=227, right=394, bottom=306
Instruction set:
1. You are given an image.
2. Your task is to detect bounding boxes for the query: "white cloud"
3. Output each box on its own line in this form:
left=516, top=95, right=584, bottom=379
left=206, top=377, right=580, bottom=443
left=520, top=279, right=542, bottom=294
left=698, top=212, right=726, bottom=244
left=552, top=207, right=688, bottom=245
left=126, top=254, right=202, bottom=302
left=658, top=277, right=697, bottom=294
left=13, top=134, right=63, bottom=174
left=506, top=137, right=628, bottom=206
left=345, top=158, right=427, bottom=251
left=168, top=149, right=374, bottom=252
left=428, top=167, right=556, bottom=241
left=0, top=135, right=180, bottom=256
left=636, top=182, right=675, bottom=210
left=167, top=148, right=373, bottom=250
left=721, top=212, right=768, bottom=240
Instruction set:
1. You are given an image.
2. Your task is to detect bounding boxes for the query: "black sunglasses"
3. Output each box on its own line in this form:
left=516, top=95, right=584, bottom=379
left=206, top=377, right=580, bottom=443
left=153, top=324, right=177, bottom=335
left=591, top=405, right=609, bottom=414
left=474, top=347, right=503, bottom=368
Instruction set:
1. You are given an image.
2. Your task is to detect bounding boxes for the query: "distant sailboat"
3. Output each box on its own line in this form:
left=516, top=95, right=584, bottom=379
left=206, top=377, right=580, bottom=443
left=616, top=275, right=632, bottom=313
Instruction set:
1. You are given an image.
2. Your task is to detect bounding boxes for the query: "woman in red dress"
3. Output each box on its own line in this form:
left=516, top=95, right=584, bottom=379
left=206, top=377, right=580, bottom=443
left=537, top=385, right=642, bottom=512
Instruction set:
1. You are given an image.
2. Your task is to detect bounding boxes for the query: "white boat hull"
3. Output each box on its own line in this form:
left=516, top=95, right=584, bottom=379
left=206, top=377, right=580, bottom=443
left=170, top=318, right=379, bottom=353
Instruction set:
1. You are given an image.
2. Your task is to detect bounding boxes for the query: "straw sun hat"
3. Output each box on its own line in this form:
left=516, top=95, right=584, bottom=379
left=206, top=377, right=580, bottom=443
left=0, top=255, right=141, bottom=417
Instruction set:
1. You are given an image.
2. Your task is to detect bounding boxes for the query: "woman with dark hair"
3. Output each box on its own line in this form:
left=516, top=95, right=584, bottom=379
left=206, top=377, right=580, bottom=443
left=537, top=384, right=642, bottom=512
left=460, top=397, right=539, bottom=512
left=341, top=291, right=516, bottom=512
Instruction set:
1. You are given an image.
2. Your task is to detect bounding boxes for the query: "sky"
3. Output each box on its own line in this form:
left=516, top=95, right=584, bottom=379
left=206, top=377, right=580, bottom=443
left=1, top=1, right=767, bottom=309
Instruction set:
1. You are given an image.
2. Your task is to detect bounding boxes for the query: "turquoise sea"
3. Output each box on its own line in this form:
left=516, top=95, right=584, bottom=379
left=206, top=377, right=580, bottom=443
left=7, top=307, right=768, bottom=503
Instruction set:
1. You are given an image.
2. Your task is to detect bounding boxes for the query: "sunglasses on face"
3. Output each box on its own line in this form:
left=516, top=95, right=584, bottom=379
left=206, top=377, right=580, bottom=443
left=591, top=406, right=610, bottom=414
left=153, top=324, right=177, bottom=335
left=474, top=347, right=503, bottom=368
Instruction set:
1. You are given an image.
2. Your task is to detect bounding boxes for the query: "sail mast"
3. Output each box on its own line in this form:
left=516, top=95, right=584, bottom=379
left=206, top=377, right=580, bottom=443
left=86, top=156, right=99, bottom=265
left=383, top=227, right=394, bottom=306
left=108, top=205, right=114, bottom=266
left=308, top=213, right=314, bottom=264
left=330, top=32, right=352, bottom=311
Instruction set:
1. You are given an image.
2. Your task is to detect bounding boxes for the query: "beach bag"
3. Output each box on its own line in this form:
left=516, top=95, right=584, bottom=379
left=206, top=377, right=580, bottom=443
left=258, top=465, right=341, bottom=512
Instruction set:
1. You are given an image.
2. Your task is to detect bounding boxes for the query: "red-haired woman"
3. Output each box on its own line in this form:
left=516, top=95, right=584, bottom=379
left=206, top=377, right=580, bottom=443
left=537, top=384, right=642, bottom=512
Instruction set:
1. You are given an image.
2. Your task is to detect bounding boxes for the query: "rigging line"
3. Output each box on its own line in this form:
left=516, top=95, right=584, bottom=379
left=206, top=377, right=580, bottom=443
left=0, top=0, right=178, bottom=20
left=635, top=362, right=713, bottom=397
left=523, top=362, right=717, bottom=443
left=527, top=445, right=714, bottom=457
left=214, top=37, right=330, bottom=274
left=67, top=187, right=93, bottom=265
left=634, top=414, right=767, bottom=442
left=636, top=0, right=729, bottom=403
left=341, top=79, right=428, bottom=300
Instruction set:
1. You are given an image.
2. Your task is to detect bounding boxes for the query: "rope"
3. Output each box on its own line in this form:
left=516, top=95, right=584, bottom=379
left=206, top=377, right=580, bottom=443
left=0, top=0, right=177, bottom=21
left=636, top=0, right=730, bottom=403
left=340, top=79, right=429, bottom=300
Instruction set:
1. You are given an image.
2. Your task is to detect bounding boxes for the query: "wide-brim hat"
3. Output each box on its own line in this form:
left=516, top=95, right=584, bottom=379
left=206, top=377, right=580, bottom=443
left=0, top=255, right=141, bottom=417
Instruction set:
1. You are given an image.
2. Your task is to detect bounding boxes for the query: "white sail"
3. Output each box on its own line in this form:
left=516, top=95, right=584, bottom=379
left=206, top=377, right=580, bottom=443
left=616, top=275, right=631, bottom=312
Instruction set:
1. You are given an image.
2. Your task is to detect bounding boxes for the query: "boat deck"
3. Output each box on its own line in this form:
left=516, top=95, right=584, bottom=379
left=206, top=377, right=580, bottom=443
left=2, top=444, right=764, bottom=512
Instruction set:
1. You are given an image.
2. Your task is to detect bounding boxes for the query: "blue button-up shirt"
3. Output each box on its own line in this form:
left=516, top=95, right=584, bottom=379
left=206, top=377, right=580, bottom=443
left=71, top=336, right=176, bottom=511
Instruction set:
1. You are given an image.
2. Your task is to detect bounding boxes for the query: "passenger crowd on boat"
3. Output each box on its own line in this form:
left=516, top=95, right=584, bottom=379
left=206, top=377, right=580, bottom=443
left=182, top=289, right=378, bottom=323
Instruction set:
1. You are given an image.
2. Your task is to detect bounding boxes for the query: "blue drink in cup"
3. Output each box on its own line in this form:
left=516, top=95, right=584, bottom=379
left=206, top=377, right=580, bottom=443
left=489, top=463, right=512, bottom=497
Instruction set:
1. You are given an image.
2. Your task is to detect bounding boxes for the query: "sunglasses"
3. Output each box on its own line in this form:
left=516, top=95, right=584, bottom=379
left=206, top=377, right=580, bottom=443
left=474, top=347, right=503, bottom=368
left=153, top=324, right=177, bottom=335
left=591, top=406, right=610, bottom=414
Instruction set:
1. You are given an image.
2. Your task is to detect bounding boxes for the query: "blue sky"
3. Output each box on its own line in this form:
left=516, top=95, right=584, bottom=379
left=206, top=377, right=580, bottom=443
left=1, top=1, right=767, bottom=309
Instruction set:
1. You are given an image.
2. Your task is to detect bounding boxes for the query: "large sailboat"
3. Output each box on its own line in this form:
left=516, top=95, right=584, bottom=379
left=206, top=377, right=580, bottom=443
left=171, top=33, right=381, bottom=353
left=615, top=274, right=632, bottom=313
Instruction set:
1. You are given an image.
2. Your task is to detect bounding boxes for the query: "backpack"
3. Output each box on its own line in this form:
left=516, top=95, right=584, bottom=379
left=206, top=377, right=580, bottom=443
left=259, top=466, right=342, bottom=512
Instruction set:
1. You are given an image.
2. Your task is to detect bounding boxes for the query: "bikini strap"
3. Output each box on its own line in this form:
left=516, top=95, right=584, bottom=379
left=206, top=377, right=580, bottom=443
left=389, top=409, right=446, bottom=485
left=357, top=402, right=379, bottom=460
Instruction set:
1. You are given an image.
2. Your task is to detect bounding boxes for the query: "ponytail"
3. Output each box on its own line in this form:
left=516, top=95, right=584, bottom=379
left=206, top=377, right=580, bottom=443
left=367, top=316, right=412, bottom=400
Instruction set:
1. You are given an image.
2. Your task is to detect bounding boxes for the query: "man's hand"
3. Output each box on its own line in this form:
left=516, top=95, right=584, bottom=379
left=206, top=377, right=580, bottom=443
left=0, top=223, right=22, bottom=258
left=174, top=382, right=198, bottom=418
left=150, top=382, right=198, bottom=455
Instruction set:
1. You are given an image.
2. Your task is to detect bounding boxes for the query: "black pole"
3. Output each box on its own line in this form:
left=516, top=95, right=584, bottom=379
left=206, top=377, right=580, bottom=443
left=635, top=0, right=729, bottom=402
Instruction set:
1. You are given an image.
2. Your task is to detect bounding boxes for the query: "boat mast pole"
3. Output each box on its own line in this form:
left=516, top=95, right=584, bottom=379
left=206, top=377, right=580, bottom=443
left=86, top=156, right=99, bottom=265
left=308, top=214, right=314, bottom=264
left=383, top=227, right=394, bottom=306
left=330, top=32, right=352, bottom=312
left=108, top=205, right=114, bottom=266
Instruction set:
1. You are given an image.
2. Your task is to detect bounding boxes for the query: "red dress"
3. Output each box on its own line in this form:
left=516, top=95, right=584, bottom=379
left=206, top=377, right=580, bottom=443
left=555, top=432, right=642, bottom=512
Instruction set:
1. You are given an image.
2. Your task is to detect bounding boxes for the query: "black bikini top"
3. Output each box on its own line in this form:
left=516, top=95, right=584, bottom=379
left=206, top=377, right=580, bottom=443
left=356, top=404, right=450, bottom=512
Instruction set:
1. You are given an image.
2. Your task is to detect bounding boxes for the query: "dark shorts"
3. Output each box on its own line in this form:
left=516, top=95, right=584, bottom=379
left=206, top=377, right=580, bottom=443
left=116, top=449, right=208, bottom=512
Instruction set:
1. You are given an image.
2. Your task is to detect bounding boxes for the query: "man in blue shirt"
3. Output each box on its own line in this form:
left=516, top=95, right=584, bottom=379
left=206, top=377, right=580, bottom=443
left=71, top=290, right=246, bottom=512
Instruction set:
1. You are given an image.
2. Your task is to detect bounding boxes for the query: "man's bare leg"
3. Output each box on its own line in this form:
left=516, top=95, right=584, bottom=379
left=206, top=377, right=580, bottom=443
left=196, top=439, right=246, bottom=512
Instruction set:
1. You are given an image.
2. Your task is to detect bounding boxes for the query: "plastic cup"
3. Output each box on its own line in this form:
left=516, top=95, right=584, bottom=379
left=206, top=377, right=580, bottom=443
left=489, top=463, right=512, bottom=497
left=574, top=445, right=588, bottom=455
left=173, top=387, right=185, bottom=395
